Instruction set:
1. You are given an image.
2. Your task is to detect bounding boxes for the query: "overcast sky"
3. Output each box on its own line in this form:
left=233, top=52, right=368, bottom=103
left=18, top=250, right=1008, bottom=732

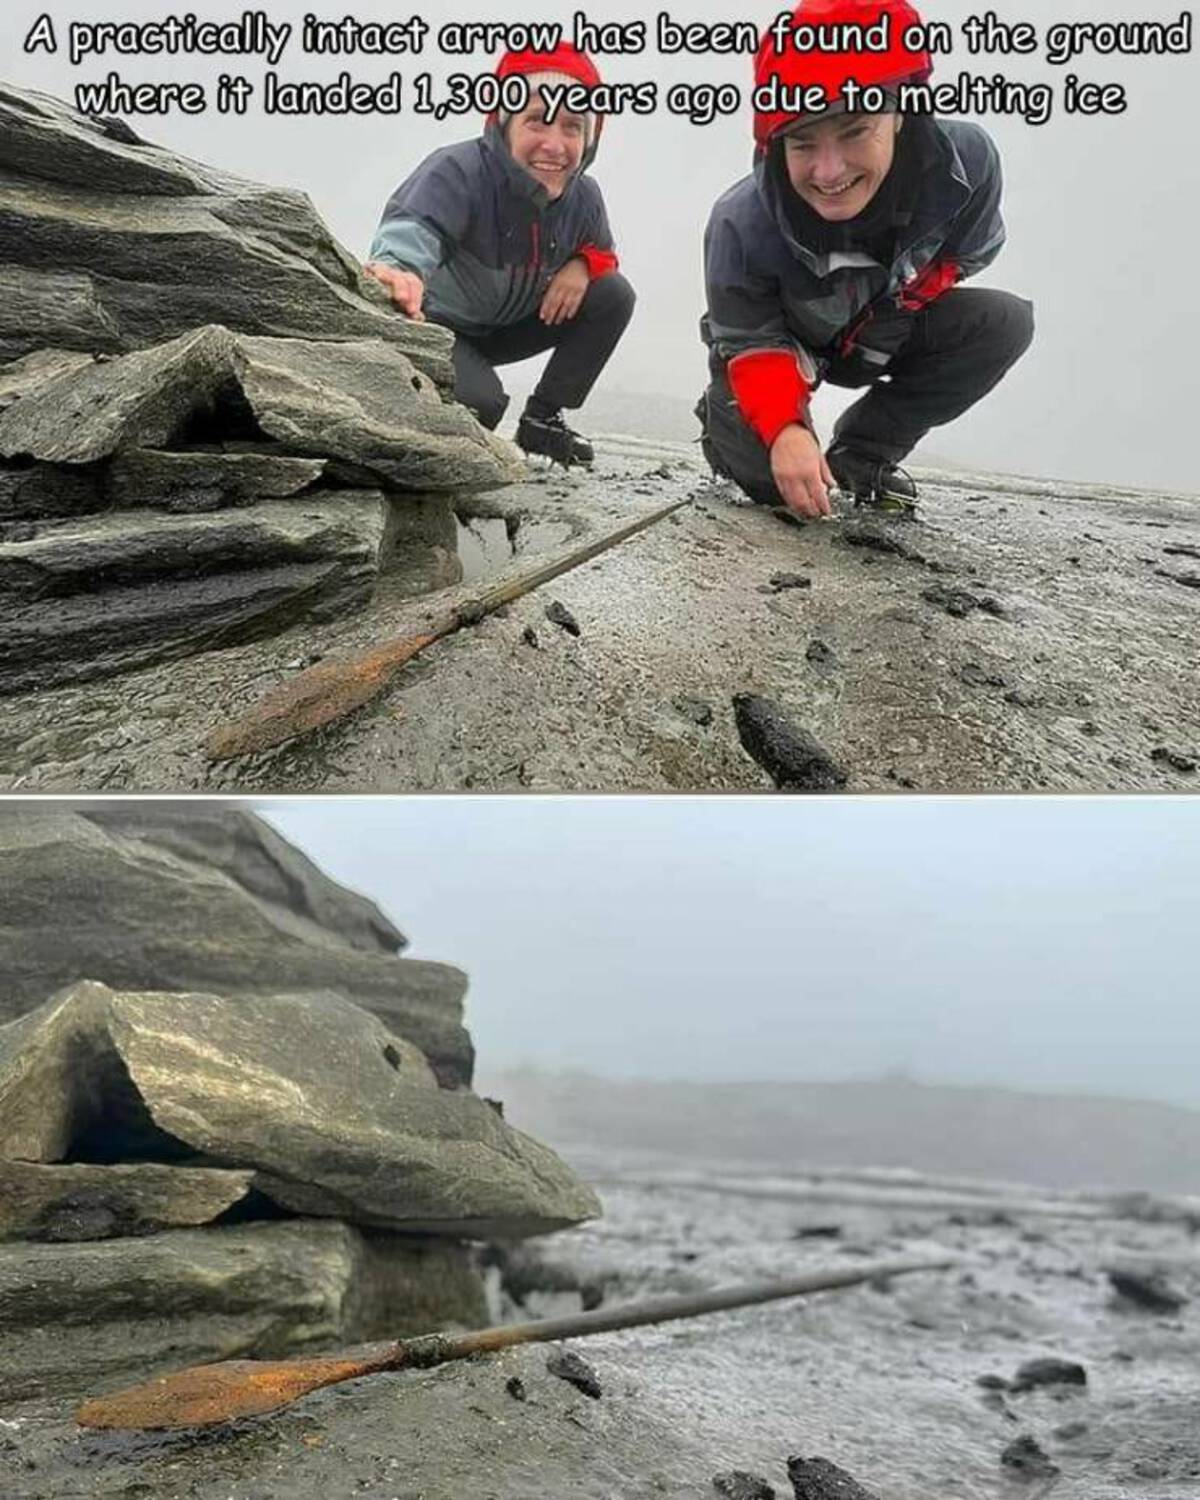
left=261, top=798, right=1199, bottom=1111
left=6, top=0, right=1197, bottom=490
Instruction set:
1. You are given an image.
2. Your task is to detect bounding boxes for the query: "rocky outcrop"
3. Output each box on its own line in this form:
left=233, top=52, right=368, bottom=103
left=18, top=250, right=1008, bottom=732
left=0, top=980, right=601, bottom=1238
left=0, top=809, right=471, bottom=1085
left=0, top=1221, right=486, bottom=1401
left=0, top=84, right=525, bottom=694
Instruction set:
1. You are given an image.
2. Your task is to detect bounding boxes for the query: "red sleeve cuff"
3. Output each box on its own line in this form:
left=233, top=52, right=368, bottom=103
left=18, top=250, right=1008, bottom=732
left=897, top=257, right=961, bottom=312
left=727, top=349, right=813, bottom=448
left=575, top=243, right=619, bottom=279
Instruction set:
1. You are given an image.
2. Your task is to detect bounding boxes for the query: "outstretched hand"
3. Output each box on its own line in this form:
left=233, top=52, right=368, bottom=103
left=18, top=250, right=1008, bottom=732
left=769, top=424, right=835, bottom=519
left=540, top=257, right=589, bottom=326
left=363, top=262, right=425, bottom=321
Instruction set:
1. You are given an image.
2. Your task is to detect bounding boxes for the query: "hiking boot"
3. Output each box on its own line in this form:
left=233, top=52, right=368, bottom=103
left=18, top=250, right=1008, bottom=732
left=827, top=443, right=919, bottom=515
left=516, top=410, right=594, bottom=467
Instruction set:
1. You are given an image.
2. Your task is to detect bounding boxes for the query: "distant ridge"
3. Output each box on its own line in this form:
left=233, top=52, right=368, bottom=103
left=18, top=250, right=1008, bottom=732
left=478, top=1068, right=1200, bottom=1196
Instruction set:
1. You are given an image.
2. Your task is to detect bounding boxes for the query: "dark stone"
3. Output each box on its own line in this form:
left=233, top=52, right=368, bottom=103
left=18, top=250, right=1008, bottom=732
left=975, top=1373, right=1010, bottom=1391
left=546, top=1347, right=602, bottom=1399
left=960, top=662, right=1007, bottom=688
left=791, top=1224, right=842, bottom=1240
left=923, top=584, right=981, bottom=619
left=1150, top=747, right=1197, bottom=774
left=1107, top=1267, right=1189, bottom=1311
left=1164, top=544, right=1200, bottom=560
left=545, top=600, right=581, bottom=637
left=999, top=1436, right=1059, bottom=1480
left=787, top=1456, right=881, bottom=1499
left=805, top=639, right=837, bottom=669
left=766, top=572, right=813, bottom=593
left=522, top=626, right=540, bottom=648
left=505, top=1376, right=527, bottom=1402
left=838, top=524, right=925, bottom=564
left=713, top=1471, right=777, bottom=1498
left=0, top=463, right=104, bottom=521
left=672, top=695, right=715, bottom=727
left=733, top=694, right=848, bottom=792
left=1157, top=568, right=1200, bottom=589
left=1010, top=1357, right=1087, bottom=1393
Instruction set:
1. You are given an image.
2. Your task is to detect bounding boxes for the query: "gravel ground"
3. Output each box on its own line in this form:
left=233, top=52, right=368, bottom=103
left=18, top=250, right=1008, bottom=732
left=3, top=1154, right=1197, bottom=1500
left=1, top=439, right=1198, bottom=793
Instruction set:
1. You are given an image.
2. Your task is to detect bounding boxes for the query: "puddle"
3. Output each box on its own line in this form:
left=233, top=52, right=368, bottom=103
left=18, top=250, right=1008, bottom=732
left=376, top=495, right=572, bottom=606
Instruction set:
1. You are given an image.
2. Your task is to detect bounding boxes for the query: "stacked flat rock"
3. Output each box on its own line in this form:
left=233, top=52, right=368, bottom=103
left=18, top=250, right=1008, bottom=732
left=0, top=85, right=524, bottom=694
left=0, top=807, right=600, bottom=1399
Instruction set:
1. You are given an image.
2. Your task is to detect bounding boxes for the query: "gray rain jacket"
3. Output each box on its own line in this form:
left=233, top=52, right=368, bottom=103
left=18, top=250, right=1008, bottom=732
left=369, top=123, right=618, bottom=338
left=702, top=117, right=1006, bottom=394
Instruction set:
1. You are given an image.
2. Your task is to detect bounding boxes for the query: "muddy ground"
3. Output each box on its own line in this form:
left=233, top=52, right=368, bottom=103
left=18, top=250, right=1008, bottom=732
left=3, top=1154, right=1197, bottom=1499
left=2, top=438, right=1198, bottom=793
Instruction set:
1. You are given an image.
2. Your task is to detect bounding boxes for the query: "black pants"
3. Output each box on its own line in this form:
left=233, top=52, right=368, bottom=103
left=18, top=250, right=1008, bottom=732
left=699, top=287, right=1035, bottom=506
left=450, top=271, right=635, bottom=431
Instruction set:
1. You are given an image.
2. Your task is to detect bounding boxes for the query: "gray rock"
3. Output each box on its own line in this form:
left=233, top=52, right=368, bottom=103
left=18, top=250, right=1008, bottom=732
left=78, top=805, right=406, bottom=955
left=0, top=1159, right=254, bottom=1241
left=1011, top=1356, right=1087, bottom=1392
left=0, top=493, right=390, bottom=694
left=733, top=694, right=849, bottom=792
left=0, top=1219, right=486, bottom=1401
left=0, top=325, right=521, bottom=494
left=105, top=448, right=327, bottom=511
left=0, top=86, right=454, bottom=383
left=713, top=1470, right=777, bottom=1498
left=788, top=1457, right=881, bottom=1499
left=0, top=979, right=601, bottom=1238
left=0, top=812, right=471, bottom=1085
left=1107, top=1266, right=1189, bottom=1312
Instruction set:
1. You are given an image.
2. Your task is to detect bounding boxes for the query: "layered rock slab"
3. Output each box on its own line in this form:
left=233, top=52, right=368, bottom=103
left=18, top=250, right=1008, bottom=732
left=0, top=980, right=601, bottom=1239
left=0, top=1220, right=486, bottom=1401
left=76, top=804, right=406, bottom=956
left=0, top=85, right=455, bottom=383
left=0, top=1159, right=254, bottom=1242
left=0, top=811, right=471, bottom=1085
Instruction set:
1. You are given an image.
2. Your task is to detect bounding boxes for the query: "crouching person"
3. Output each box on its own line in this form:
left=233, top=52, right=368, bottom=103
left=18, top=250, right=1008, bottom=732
left=365, top=44, right=634, bottom=467
left=699, top=0, right=1034, bottom=517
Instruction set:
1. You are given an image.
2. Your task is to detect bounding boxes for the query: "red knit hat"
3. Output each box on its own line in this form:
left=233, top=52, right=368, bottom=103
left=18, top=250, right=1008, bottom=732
left=495, top=43, right=605, bottom=148
left=753, top=0, right=933, bottom=149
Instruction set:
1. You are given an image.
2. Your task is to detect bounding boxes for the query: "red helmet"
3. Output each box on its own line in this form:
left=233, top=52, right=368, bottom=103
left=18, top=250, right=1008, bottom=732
left=754, top=0, right=933, bottom=149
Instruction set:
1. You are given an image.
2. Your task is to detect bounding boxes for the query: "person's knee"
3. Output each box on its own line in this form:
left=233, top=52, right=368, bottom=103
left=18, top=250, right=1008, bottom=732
left=582, top=270, right=636, bottom=326
left=967, top=287, right=1036, bottom=359
left=469, top=389, right=510, bottom=431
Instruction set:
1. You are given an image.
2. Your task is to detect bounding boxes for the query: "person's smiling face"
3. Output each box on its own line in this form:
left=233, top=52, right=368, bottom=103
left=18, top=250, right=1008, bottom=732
left=506, top=100, right=586, bottom=198
left=783, top=112, right=902, bottom=221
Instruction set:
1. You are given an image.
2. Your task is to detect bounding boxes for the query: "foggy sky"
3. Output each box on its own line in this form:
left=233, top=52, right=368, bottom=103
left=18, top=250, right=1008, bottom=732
left=262, top=798, right=1200, bottom=1111
left=5, top=0, right=1197, bottom=490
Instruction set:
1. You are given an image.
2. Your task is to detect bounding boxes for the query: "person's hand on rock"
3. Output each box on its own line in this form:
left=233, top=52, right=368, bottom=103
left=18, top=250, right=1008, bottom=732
left=363, top=262, right=425, bottom=321
left=540, top=258, right=589, bottom=325
left=770, top=424, right=834, bottom=519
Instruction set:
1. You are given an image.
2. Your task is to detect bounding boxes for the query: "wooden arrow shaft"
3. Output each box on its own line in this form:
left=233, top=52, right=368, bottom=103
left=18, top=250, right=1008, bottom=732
left=205, top=495, right=689, bottom=760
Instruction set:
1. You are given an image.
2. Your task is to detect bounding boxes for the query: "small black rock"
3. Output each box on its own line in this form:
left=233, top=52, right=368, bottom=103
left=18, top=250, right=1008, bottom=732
left=546, top=1347, right=602, bottom=1399
left=713, top=1471, right=777, bottom=1499
left=733, top=695, right=848, bottom=792
left=521, top=625, right=540, bottom=649
left=999, top=1436, right=1059, bottom=1480
left=767, top=572, right=813, bottom=593
left=544, top=600, right=581, bottom=636
left=787, top=1456, right=881, bottom=1499
left=922, top=583, right=980, bottom=618
left=1107, top=1267, right=1189, bottom=1311
left=975, top=1373, right=1010, bottom=1391
left=1010, top=1357, right=1087, bottom=1393
left=505, top=1375, right=527, bottom=1402
left=1150, top=747, right=1197, bottom=774
left=805, top=639, right=837, bottom=668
